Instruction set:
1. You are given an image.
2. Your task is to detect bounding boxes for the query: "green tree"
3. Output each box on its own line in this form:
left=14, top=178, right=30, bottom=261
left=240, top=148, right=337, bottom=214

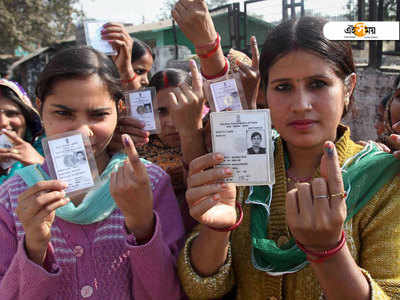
left=345, top=0, right=398, bottom=20
left=158, top=0, right=229, bottom=20
left=0, top=0, right=84, bottom=55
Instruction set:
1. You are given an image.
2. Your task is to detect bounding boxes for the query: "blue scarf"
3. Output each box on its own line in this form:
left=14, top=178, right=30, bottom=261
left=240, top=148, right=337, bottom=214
left=16, top=153, right=138, bottom=224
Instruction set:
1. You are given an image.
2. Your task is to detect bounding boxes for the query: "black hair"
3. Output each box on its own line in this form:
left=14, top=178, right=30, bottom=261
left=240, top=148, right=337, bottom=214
left=36, top=46, right=123, bottom=109
left=132, top=38, right=154, bottom=63
left=251, top=132, right=262, bottom=139
left=259, top=16, right=356, bottom=117
left=149, top=68, right=191, bottom=92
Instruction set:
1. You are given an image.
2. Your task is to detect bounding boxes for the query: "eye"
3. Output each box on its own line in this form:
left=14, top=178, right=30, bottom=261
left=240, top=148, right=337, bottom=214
left=54, top=110, right=71, bottom=117
left=5, top=110, right=21, bottom=118
left=273, top=83, right=291, bottom=92
left=135, top=69, right=147, bottom=75
left=91, top=112, right=110, bottom=119
left=309, top=79, right=327, bottom=89
left=157, top=107, right=168, bottom=116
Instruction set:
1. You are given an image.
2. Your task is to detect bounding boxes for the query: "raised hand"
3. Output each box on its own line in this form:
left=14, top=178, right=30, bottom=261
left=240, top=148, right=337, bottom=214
left=286, top=141, right=346, bottom=252
left=169, top=60, right=205, bottom=135
left=110, top=134, right=154, bottom=243
left=234, top=36, right=260, bottom=109
left=185, top=153, right=236, bottom=229
left=0, top=129, right=44, bottom=166
left=101, top=23, right=138, bottom=86
left=172, top=0, right=217, bottom=47
left=16, top=180, right=69, bottom=265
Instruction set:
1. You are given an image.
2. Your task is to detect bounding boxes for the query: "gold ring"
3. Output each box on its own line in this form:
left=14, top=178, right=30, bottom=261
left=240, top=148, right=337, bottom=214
left=10, top=149, right=19, bottom=154
left=330, top=192, right=346, bottom=199
left=314, top=195, right=329, bottom=199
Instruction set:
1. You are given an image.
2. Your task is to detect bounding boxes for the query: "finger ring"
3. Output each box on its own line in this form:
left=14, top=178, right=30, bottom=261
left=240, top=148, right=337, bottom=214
left=10, top=149, right=19, bottom=154
left=314, top=195, right=329, bottom=199
left=330, top=192, right=346, bottom=199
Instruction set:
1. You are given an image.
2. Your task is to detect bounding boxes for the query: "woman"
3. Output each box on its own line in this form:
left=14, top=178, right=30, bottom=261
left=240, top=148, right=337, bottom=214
left=177, top=17, right=400, bottom=299
left=102, top=23, right=154, bottom=147
left=0, top=47, right=185, bottom=299
left=0, top=79, right=43, bottom=184
left=139, top=63, right=207, bottom=232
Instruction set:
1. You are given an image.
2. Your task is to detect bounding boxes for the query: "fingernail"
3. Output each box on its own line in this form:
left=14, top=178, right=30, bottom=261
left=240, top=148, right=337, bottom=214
left=325, top=142, right=334, bottom=158
left=60, top=190, right=66, bottom=197
left=122, top=134, right=130, bottom=147
left=1, top=128, right=7, bottom=132
left=60, top=181, right=68, bottom=188
left=224, top=168, right=232, bottom=176
left=214, top=153, right=224, bottom=161
left=213, top=193, right=220, bottom=201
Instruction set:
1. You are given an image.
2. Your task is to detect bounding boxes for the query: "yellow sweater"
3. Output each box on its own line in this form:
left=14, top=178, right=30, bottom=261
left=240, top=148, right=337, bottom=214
left=178, top=128, right=400, bottom=299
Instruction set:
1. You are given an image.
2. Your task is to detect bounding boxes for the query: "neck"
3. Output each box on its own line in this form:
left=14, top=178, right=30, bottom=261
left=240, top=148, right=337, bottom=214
left=95, top=151, right=111, bottom=174
left=286, top=143, right=324, bottom=179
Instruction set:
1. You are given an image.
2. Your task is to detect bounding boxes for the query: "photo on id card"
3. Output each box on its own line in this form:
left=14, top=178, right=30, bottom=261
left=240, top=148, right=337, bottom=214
left=42, top=131, right=100, bottom=200
left=126, top=87, right=161, bottom=134
left=0, top=133, right=16, bottom=170
left=84, top=20, right=117, bottom=56
left=210, top=109, right=275, bottom=186
left=204, top=73, right=248, bottom=112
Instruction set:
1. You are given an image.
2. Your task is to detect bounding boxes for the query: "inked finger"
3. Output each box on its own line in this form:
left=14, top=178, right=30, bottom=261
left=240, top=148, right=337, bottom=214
left=122, top=134, right=147, bottom=176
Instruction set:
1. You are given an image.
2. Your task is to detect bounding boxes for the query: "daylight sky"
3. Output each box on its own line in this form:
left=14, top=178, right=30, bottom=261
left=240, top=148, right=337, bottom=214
left=78, top=0, right=350, bottom=24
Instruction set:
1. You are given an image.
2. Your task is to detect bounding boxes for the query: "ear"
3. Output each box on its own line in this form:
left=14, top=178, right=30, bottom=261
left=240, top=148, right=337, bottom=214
left=345, top=73, right=357, bottom=98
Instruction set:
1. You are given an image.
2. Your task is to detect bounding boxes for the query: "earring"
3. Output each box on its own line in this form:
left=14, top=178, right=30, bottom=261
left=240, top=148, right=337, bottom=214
left=344, top=94, right=350, bottom=111
left=35, top=97, right=41, bottom=110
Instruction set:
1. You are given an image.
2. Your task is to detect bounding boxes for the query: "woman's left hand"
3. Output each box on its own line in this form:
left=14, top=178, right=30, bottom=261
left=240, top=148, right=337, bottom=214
left=0, top=129, right=44, bottom=166
left=286, top=141, right=346, bottom=252
left=110, top=134, right=154, bottom=243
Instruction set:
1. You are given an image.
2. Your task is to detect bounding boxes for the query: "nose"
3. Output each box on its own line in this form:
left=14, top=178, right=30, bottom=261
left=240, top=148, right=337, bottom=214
left=141, top=74, right=149, bottom=87
left=290, top=87, right=312, bottom=113
left=70, top=120, right=94, bottom=138
left=0, top=112, right=10, bottom=129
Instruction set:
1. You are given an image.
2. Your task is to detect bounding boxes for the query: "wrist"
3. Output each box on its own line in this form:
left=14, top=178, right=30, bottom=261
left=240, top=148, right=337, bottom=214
left=24, top=237, right=49, bottom=265
left=120, top=68, right=136, bottom=82
left=178, top=124, right=203, bottom=138
left=125, top=213, right=155, bottom=244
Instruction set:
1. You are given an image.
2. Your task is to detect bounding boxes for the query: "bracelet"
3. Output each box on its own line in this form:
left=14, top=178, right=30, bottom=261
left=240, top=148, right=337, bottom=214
left=201, top=57, right=229, bottom=80
left=196, top=33, right=220, bottom=59
left=207, top=202, right=243, bottom=232
left=295, top=231, right=346, bottom=263
left=121, top=73, right=137, bottom=84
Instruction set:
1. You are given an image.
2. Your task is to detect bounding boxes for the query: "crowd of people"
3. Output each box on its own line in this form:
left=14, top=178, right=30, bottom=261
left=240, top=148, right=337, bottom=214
left=0, top=0, right=399, bottom=299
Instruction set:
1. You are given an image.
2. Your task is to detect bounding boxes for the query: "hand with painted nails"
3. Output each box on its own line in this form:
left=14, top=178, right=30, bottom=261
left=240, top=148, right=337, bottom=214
left=185, top=153, right=237, bottom=229
left=16, top=180, right=69, bottom=265
left=169, top=60, right=205, bottom=135
left=110, top=134, right=154, bottom=243
left=107, top=116, right=150, bottom=154
left=286, top=141, right=347, bottom=252
left=101, top=23, right=136, bottom=84
left=0, top=129, right=44, bottom=166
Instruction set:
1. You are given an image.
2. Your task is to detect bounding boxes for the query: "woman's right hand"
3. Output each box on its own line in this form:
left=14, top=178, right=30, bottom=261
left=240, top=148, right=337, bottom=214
left=16, top=180, right=69, bottom=265
left=185, top=153, right=237, bottom=229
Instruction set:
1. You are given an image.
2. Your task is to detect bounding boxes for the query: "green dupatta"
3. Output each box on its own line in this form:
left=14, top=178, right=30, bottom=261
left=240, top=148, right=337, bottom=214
left=247, top=139, right=400, bottom=276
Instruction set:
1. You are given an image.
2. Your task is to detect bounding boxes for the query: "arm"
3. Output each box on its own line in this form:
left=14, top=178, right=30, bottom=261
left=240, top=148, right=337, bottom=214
left=0, top=192, right=61, bottom=300
left=172, top=0, right=226, bottom=78
left=128, top=168, right=185, bottom=300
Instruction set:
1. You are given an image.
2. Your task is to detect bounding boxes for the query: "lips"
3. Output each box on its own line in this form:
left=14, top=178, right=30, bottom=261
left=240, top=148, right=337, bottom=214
left=288, top=119, right=316, bottom=130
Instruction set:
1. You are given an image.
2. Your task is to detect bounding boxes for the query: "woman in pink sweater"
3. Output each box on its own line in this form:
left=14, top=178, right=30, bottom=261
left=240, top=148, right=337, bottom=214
left=0, top=46, right=185, bottom=299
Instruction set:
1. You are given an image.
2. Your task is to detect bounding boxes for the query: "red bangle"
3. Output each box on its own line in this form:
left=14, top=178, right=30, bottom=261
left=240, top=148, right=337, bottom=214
left=295, top=231, right=346, bottom=262
left=195, top=34, right=219, bottom=50
left=197, top=33, right=220, bottom=59
left=121, top=73, right=137, bottom=84
left=207, top=202, right=243, bottom=232
left=201, top=57, right=229, bottom=80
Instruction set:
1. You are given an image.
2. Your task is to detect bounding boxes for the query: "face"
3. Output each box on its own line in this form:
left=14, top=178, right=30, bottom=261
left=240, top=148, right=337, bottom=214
left=375, top=104, right=385, bottom=136
left=156, top=88, right=180, bottom=148
left=41, top=75, right=118, bottom=160
left=0, top=94, right=26, bottom=138
left=251, top=134, right=262, bottom=147
left=266, top=50, right=347, bottom=150
left=389, top=89, right=400, bottom=129
left=132, top=51, right=153, bottom=90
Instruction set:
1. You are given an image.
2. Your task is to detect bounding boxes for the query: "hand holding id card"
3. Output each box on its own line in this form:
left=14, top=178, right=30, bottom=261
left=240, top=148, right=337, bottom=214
left=210, top=109, right=275, bottom=186
left=84, top=20, right=117, bottom=56
left=0, top=133, right=16, bottom=169
left=42, top=131, right=100, bottom=201
left=125, top=87, right=161, bottom=134
left=204, top=73, right=248, bottom=112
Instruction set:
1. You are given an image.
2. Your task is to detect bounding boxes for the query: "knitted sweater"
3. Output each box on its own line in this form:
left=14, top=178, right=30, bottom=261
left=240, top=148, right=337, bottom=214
left=178, top=127, right=400, bottom=299
left=0, top=162, right=185, bottom=299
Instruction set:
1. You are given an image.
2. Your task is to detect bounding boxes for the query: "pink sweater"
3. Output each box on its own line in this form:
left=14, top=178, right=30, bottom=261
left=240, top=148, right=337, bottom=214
left=0, top=162, right=185, bottom=299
